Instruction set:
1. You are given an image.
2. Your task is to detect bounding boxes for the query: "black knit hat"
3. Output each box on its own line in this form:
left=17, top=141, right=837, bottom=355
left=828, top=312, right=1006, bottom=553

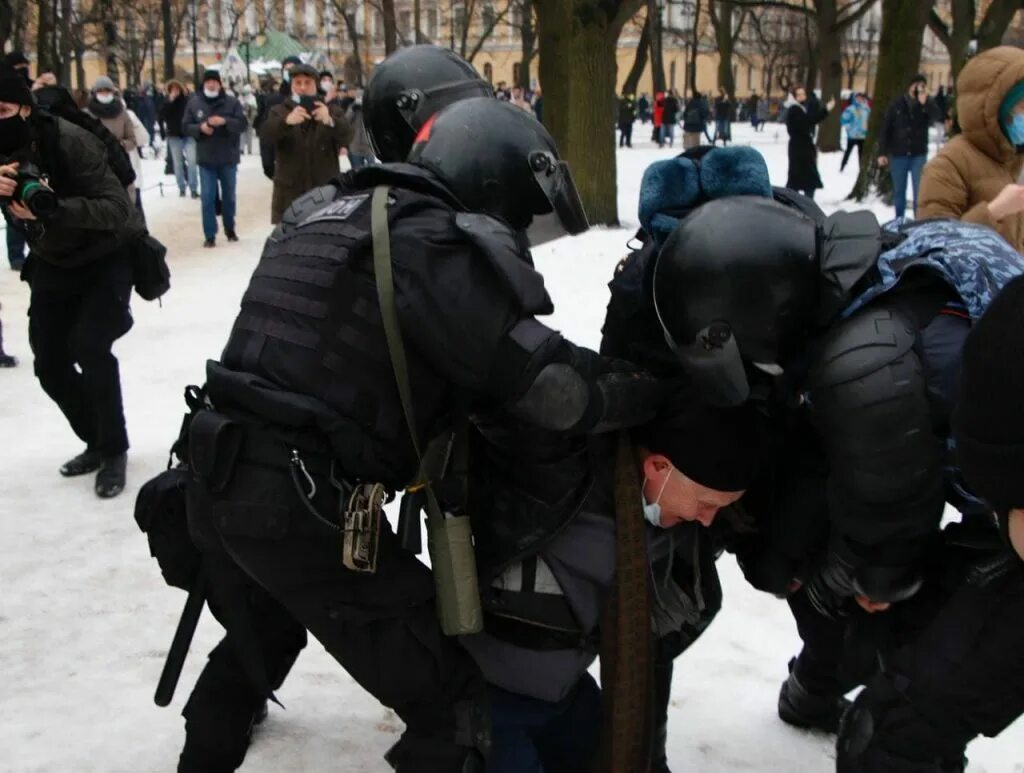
left=634, top=390, right=762, bottom=492
left=953, top=274, right=1024, bottom=510
left=0, top=67, right=33, bottom=106
left=201, top=69, right=222, bottom=85
left=2, top=52, right=29, bottom=69
left=319, top=70, right=333, bottom=80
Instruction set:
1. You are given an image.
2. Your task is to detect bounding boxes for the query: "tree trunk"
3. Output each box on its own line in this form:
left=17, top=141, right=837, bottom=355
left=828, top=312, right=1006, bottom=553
left=74, top=44, right=86, bottom=92
left=816, top=0, right=843, bottom=152
left=11, top=0, right=23, bottom=51
left=162, top=0, right=176, bottom=80
left=100, top=0, right=120, bottom=82
left=37, top=0, right=58, bottom=73
left=976, top=0, right=1023, bottom=53
left=711, top=0, right=737, bottom=102
left=414, top=0, right=422, bottom=43
left=341, top=9, right=364, bottom=86
left=647, top=0, right=665, bottom=93
left=58, top=0, right=72, bottom=83
left=622, top=9, right=651, bottom=96
left=518, top=0, right=536, bottom=90
left=688, top=0, right=702, bottom=93
left=537, top=0, right=641, bottom=226
left=850, top=0, right=929, bottom=202
left=381, top=0, right=397, bottom=54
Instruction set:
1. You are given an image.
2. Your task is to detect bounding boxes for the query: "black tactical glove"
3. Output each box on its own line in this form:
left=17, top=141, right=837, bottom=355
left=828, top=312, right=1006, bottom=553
left=802, top=549, right=857, bottom=621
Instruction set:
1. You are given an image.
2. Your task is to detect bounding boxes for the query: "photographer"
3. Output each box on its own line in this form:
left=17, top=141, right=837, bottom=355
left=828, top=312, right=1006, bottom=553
left=259, top=63, right=351, bottom=224
left=0, top=68, right=143, bottom=498
left=879, top=74, right=937, bottom=219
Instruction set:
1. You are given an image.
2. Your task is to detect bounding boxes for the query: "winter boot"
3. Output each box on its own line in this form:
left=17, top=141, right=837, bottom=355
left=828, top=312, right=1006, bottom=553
left=225, top=228, right=238, bottom=242
left=178, top=699, right=269, bottom=773
left=778, top=658, right=851, bottom=733
left=203, top=238, right=215, bottom=248
left=60, top=448, right=103, bottom=477
left=95, top=454, right=127, bottom=499
left=0, top=353, right=15, bottom=368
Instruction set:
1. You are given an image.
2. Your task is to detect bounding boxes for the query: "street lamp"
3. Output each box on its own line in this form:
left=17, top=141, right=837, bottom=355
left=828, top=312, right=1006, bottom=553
left=865, top=20, right=878, bottom=98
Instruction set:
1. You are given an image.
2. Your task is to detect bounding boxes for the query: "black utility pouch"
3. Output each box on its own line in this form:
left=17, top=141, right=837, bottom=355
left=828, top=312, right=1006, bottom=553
left=135, top=467, right=201, bottom=591
left=188, top=411, right=243, bottom=493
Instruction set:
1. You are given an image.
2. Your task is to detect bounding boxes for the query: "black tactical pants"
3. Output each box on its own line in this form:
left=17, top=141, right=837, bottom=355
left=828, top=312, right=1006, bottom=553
left=192, top=450, right=488, bottom=772
left=179, top=550, right=308, bottom=773
left=838, top=564, right=1024, bottom=771
left=28, top=279, right=133, bottom=456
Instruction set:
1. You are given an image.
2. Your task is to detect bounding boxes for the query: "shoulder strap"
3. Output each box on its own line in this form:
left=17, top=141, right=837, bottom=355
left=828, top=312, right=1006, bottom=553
left=371, top=185, right=451, bottom=512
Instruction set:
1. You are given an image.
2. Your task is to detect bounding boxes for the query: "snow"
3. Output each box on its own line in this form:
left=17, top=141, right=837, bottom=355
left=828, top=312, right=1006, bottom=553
left=1, top=126, right=1021, bottom=773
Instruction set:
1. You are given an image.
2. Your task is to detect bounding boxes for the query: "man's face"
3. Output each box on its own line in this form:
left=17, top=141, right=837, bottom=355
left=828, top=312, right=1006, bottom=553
left=0, top=101, right=28, bottom=121
left=642, top=454, right=744, bottom=528
left=203, top=79, right=220, bottom=95
left=512, top=87, right=522, bottom=99
left=291, top=74, right=317, bottom=98
left=909, top=80, right=925, bottom=97
left=168, top=86, right=180, bottom=100
left=1008, top=509, right=1024, bottom=561
left=795, top=88, right=807, bottom=103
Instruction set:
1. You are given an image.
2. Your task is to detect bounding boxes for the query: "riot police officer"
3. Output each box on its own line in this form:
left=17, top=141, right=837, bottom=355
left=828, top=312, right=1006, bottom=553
left=181, top=89, right=664, bottom=773
left=603, top=191, right=1024, bottom=768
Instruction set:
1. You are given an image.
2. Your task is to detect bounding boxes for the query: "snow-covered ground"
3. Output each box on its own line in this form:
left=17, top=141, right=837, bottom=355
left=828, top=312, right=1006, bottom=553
left=1, top=124, right=1021, bottom=772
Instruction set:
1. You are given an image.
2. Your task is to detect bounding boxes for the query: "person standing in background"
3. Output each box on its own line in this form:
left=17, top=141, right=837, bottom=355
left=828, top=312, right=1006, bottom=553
left=160, top=81, right=199, bottom=198
left=618, top=92, right=636, bottom=148
left=840, top=92, right=870, bottom=172
left=183, top=70, right=247, bottom=247
left=713, top=88, right=732, bottom=146
left=785, top=85, right=834, bottom=200
left=747, top=92, right=761, bottom=130
left=934, top=84, right=950, bottom=148
left=238, top=83, right=258, bottom=154
left=661, top=88, right=680, bottom=148
left=878, top=73, right=935, bottom=219
left=681, top=90, right=709, bottom=150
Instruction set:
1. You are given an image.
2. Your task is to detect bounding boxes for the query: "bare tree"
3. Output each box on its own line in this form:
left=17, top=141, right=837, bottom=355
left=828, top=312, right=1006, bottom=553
left=537, top=0, right=645, bottom=226
left=514, top=0, right=538, bottom=90
left=735, top=0, right=879, bottom=151
left=850, top=0, right=930, bottom=201
left=708, top=0, right=748, bottom=101
left=622, top=7, right=652, bottom=96
left=382, top=0, right=397, bottom=53
left=842, top=16, right=870, bottom=90
left=332, top=0, right=365, bottom=86
left=928, top=0, right=1024, bottom=82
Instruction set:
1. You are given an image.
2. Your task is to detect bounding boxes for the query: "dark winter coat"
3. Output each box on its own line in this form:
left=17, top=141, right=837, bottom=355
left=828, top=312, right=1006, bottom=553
left=261, top=97, right=354, bottom=223
left=159, top=92, right=188, bottom=138
left=663, top=96, right=680, bottom=124
left=785, top=102, right=828, bottom=191
left=879, top=93, right=934, bottom=159
left=258, top=84, right=291, bottom=179
left=618, top=96, right=636, bottom=127
left=681, top=97, right=710, bottom=133
left=182, top=91, right=247, bottom=168
left=21, top=113, right=142, bottom=280
left=714, top=96, right=732, bottom=121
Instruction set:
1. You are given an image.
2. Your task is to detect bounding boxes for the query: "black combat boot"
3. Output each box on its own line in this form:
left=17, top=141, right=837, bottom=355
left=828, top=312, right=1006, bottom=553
left=95, top=453, right=127, bottom=498
left=778, top=658, right=852, bottom=733
left=225, top=228, right=239, bottom=242
left=60, top=448, right=103, bottom=477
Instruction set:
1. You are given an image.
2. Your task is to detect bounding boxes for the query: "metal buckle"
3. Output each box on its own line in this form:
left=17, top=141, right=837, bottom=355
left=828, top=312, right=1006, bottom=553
left=342, top=482, right=386, bottom=573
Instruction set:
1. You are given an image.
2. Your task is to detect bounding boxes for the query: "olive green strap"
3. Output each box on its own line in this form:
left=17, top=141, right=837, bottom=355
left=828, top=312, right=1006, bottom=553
left=370, top=186, right=446, bottom=515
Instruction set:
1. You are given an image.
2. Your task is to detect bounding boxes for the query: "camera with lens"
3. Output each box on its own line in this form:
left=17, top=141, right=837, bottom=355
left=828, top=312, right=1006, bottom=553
left=1, top=162, right=58, bottom=218
left=298, top=95, right=319, bottom=113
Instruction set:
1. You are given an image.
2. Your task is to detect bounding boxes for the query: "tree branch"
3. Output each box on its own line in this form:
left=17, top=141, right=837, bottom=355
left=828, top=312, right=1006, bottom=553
left=731, top=0, right=813, bottom=17
left=926, top=8, right=952, bottom=51
left=835, top=0, right=877, bottom=31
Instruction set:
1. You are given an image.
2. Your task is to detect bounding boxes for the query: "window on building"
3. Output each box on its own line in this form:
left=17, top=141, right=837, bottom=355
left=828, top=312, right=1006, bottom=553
left=513, top=62, right=522, bottom=85
left=399, top=10, right=413, bottom=39
left=748, top=64, right=754, bottom=90
left=483, top=62, right=493, bottom=84
left=426, top=8, right=439, bottom=39
left=454, top=3, right=466, bottom=36
left=483, top=2, right=496, bottom=29
left=670, top=60, right=677, bottom=91
left=373, top=11, right=384, bottom=43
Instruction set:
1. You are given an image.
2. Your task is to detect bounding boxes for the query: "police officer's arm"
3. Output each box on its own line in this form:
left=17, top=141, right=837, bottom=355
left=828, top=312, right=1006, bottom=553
left=392, top=207, right=666, bottom=433
left=806, top=305, right=944, bottom=603
left=49, top=131, right=133, bottom=231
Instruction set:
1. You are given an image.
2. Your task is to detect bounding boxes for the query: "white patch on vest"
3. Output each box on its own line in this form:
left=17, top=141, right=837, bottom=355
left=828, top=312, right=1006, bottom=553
left=300, top=193, right=370, bottom=226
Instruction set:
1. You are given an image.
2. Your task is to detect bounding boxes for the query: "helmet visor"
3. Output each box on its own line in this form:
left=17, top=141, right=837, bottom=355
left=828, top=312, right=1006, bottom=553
left=665, top=323, right=751, bottom=407
left=530, top=153, right=589, bottom=236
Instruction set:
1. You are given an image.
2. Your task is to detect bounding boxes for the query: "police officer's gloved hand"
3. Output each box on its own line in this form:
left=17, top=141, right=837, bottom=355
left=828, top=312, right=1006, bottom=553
left=803, top=549, right=858, bottom=621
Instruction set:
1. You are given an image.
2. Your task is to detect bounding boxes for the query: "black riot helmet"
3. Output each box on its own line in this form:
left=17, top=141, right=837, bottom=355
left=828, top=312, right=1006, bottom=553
left=363, top=45, right=494, bottom=162
left=408, top=98, right=589, bottom=235
left=653, top=196, right=819, bottom=407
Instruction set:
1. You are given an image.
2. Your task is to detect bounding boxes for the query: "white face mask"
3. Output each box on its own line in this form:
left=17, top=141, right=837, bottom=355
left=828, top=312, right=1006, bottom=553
left=641, top=465, right=675, bottom=528
left=203, top=88, right=220, bottom=99
left=96, top=93, right=115, bottom=105
left=320, top=80, right=332, bottom=92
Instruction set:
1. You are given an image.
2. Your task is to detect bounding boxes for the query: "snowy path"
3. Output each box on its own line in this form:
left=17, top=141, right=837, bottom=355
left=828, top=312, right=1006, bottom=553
left=0, top=127, right=1020, bottom=772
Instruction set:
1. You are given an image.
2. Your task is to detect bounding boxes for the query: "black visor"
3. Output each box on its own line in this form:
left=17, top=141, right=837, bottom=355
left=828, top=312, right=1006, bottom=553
left=529, top=152, right=589, bottom=236
left=661, top=321, right=751, bottom=407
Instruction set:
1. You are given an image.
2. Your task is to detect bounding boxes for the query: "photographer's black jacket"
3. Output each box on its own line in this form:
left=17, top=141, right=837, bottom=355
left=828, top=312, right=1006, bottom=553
left=21, top=113, right=142, bottom=279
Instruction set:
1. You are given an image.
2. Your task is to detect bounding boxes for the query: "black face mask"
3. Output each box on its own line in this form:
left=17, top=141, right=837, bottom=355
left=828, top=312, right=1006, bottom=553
left=0, top=113, right=31, bottom=157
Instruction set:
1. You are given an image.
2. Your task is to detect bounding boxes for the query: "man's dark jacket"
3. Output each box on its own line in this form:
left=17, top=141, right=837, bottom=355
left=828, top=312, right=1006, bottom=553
left=182, top=92, right=247, bottom=167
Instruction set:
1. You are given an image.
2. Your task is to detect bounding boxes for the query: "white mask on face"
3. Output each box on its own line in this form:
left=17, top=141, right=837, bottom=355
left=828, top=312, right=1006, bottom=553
left=320, top=80, right=332, bottom=91
left=204, top=88, right=220, bottom=99
left=96, top=93, right=115, bottom=105
left=641, top=465, right=675, bottom=528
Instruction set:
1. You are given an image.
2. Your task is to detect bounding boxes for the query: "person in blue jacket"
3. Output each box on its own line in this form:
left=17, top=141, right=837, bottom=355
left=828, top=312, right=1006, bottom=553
left=840, top=92, right=870, bottom=172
